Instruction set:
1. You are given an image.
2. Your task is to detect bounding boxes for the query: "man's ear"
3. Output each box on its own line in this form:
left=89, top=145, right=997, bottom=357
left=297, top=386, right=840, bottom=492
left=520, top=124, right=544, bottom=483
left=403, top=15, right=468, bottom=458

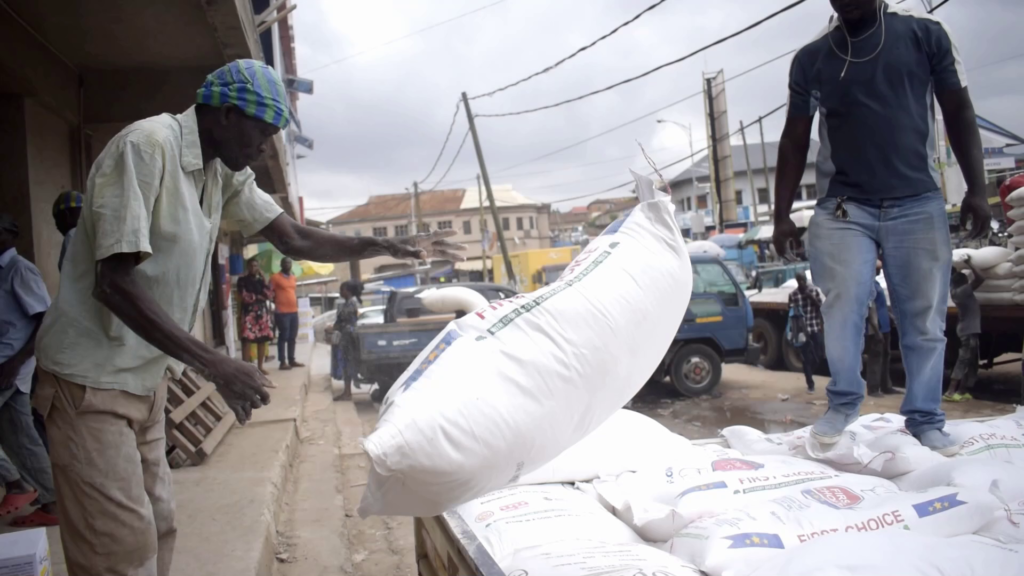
left=219, top=104, right=235, bottom=125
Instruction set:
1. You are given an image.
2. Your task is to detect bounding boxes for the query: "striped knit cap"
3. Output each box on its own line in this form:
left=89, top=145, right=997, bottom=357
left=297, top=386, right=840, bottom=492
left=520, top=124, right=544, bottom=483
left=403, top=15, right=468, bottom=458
left=52, top=190, right=84, bottom=216
left=196, top=59, right=290, bottom=129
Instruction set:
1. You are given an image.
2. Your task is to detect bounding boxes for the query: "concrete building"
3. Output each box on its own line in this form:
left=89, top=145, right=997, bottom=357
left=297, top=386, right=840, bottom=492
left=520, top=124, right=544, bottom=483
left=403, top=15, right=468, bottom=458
left=668, top=140, right=821, bottom=232
left=1, top=0, right=308, bottom=352
left=328, top=185, right=551, bottom=281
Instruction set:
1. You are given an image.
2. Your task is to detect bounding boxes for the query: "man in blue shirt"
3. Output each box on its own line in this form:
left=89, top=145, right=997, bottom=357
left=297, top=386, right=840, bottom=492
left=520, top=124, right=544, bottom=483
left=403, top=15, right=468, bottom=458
left=0, top=214, right=58, bottom=526
left=772, top=0, right=989, bottom=455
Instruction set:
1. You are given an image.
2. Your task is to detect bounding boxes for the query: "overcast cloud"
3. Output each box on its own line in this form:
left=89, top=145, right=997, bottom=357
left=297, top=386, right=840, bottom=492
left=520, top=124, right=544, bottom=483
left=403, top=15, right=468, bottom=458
left=292, top=0, right=1024, bottom=220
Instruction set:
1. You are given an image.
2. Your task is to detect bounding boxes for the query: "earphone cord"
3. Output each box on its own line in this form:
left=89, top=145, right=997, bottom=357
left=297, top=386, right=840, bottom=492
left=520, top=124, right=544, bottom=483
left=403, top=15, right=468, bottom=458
left=829, top=0, right=887, bottom=79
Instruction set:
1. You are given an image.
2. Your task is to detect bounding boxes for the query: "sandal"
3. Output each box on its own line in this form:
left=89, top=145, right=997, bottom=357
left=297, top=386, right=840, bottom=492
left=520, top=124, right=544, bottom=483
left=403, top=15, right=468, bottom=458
left=10, top=509, right=59, bottom=527
left=0, top=491, right=38, bottom=518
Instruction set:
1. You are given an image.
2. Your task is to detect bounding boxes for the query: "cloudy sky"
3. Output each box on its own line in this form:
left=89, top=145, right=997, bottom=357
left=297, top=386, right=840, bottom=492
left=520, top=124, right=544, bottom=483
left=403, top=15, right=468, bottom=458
left=291, top=0, right=1024, bottom=221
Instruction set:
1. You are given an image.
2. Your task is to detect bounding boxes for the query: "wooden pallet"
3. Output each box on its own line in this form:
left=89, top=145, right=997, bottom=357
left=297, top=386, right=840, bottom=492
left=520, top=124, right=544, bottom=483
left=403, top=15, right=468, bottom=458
left=164, top=369, right=235, bottom=467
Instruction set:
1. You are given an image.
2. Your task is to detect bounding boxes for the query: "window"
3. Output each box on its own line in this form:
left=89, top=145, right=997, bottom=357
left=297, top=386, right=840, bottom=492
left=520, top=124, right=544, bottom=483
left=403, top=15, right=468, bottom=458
left=757, top=188, right=770, bottom=205
left=685, top=197, right=693, bottom=211
left=417, top=222, right=431, bottom=234
left=394, top=224, right=409, bottom=237
left=691, top=262, right=739, bottom=307
left=736, top=189, right=744, bottom=206
left=353, top=229, right=362, bottom=237
left=697, top=195, right=708, bottom=210
left=529, top=216, right=535, bottom=230
left=516, top=217, right=524, bottom=231
left=438, top=220, right=453, bottom=231
left=462, top=220, right=472, bottom=235
left=372, top=227, right=387, bottom=238
left=502, top=217, right=510, bottom=231
left=804, top=184, right=818, bottom=200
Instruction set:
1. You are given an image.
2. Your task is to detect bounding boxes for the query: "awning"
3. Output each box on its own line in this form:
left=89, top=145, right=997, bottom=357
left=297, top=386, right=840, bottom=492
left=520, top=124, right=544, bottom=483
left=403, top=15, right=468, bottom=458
left=740, top=225, right=774, bottom=244
left=454, top=259, right=485, bottom=272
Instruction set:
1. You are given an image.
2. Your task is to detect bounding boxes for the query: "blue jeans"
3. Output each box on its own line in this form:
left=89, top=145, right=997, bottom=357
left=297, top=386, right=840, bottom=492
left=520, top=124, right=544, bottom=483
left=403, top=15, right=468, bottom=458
left=808, top=193, right=950, bottom=435
left=0, top=385, right=55, bottom=504
left=275, top=312, right=299, bottom=364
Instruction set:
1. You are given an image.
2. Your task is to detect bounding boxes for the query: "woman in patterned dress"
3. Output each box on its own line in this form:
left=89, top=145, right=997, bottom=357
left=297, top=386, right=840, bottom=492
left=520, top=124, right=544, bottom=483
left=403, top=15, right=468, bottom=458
left=238, top=257, right=275, bottom=378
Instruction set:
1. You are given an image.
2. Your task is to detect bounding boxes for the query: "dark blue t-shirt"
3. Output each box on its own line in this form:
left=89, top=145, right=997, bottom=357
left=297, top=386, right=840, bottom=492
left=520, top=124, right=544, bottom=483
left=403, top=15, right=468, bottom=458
left=788, top=2, right=966, bottom=199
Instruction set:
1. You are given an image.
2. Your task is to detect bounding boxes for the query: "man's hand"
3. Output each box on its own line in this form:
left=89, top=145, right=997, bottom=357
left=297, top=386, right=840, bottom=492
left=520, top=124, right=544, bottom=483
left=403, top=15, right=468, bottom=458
left=387, top=230, right=467, bottom=261
left=960, top=194, right=991, bottom=240
left=202, top=356, right=272, bottom=424
left=0, top=360, right=22, bottom=391
left=772, top=216, right=800, bottom=261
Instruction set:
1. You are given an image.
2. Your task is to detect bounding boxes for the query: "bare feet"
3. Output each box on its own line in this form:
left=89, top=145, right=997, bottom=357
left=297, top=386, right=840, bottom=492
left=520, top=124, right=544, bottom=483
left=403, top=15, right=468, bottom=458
left=337, top=391, right=352, bottom=401
left=289, top=361, right=305, bottom=368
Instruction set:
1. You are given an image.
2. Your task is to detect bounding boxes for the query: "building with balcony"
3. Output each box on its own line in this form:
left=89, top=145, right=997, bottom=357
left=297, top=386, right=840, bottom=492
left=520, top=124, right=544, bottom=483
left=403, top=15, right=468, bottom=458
left=328, top=185, right=551, bottom=282
left=668, top=140, right=820, bottom=234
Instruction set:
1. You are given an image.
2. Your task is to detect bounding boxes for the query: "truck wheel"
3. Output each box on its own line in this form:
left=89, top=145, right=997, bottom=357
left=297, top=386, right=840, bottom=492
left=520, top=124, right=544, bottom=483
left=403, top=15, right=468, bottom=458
left=370, top=387, right=384, bottom=403
left=670, top=344, right=723, bottom=397
left=782, top=339, right=804, bottom=373
left=752, top=318, right=781, bottom=369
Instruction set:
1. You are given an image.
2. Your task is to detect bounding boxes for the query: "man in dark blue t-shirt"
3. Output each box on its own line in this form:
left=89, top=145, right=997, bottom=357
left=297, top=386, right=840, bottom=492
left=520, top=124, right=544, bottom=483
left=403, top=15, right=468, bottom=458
left=772, top=0, right=989, bottom=455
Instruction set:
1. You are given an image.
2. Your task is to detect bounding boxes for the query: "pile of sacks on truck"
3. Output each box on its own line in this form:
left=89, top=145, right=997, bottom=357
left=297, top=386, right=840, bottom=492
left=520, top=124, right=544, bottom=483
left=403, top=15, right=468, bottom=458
left=353, top=171, right=1023, bottom=575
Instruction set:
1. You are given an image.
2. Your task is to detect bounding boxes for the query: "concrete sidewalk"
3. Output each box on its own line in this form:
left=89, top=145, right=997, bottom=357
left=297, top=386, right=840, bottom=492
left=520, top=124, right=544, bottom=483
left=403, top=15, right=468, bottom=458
left=38, top=343, right=315, bottom=576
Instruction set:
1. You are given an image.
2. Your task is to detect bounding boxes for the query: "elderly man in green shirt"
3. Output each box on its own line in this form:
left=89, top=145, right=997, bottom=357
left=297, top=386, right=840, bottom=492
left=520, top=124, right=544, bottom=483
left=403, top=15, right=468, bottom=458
left=34, top=60, right=463, bottom=576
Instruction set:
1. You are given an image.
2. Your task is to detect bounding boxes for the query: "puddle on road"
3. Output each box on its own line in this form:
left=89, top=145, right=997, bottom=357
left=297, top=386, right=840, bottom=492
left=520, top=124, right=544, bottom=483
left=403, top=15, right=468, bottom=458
left=630, top=385, right=810, bottom=440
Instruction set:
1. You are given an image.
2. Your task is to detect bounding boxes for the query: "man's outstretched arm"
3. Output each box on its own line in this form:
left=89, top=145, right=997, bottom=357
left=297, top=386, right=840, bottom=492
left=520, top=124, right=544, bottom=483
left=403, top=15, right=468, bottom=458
left=258, top=214, right=466, bottom=263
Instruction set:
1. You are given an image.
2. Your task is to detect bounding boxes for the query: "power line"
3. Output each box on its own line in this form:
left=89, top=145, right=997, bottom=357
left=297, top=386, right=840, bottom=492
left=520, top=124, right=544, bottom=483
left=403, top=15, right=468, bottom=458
left=475, top=0, right=809, bottom=118
left=548, top=102, right=786, bottom=204
left=425, top=128, right=472, bottom=191
left=492, top=49, right=796, bottom=174
left=304, top=0, right=507, bottom=74
left=968, top=50, right=1024, bottom=74
left=470, top=0, right=670, bottom=100
left=418, top=101, right=462, bottom=184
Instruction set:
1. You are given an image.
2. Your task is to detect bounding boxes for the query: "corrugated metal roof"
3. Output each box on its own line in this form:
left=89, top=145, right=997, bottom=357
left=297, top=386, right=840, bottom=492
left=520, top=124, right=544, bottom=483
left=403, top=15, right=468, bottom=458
left=329, top=189, right=466, bottom=223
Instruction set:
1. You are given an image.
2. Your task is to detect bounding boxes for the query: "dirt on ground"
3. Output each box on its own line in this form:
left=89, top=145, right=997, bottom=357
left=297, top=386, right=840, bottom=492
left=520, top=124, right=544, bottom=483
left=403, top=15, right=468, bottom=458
left=631, top=362, right=1019, bottom=440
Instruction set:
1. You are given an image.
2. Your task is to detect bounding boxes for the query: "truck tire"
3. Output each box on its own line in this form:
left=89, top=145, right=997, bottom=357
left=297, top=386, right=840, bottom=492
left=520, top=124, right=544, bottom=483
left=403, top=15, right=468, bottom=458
left=670, top=344, right=723, bottom=397
left=783, top=339, right=803, bottom=373
left=752, top=318, right=782, bottom=369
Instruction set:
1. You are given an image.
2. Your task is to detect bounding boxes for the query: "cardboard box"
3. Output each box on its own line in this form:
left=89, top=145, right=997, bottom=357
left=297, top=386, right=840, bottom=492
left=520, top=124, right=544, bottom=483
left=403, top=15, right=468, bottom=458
left=0, top=528, right=50, bottom=576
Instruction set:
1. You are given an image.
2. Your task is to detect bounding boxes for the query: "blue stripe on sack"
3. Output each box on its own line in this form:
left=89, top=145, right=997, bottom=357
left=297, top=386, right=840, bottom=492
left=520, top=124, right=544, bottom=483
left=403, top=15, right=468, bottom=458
left=398, top=329, right=463, bottom=392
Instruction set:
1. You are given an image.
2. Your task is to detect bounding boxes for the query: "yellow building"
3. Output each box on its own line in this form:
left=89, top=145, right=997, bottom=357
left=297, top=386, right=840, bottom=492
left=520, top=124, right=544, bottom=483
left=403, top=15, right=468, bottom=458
left=492, top=246, right=581, bottom=293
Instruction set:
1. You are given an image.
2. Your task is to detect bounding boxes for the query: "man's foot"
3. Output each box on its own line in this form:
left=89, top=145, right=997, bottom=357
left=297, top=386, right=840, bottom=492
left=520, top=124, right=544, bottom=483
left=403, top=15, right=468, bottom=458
left=0, top=490, right=38, bottom=518
left=810, top=409, right=858, bottom=445
left=289, top=361, right=305, bottom=368
left=868, top=390, right=885, bottom=398
left=336, top=391, right=353, bottom=401
left=258, top=367, right=270, bottom=376
left=806, top=387, right=815, bottom=394
left=279, top=363, right=292, bottom=371
left=916, top=429, right=960, bottom=456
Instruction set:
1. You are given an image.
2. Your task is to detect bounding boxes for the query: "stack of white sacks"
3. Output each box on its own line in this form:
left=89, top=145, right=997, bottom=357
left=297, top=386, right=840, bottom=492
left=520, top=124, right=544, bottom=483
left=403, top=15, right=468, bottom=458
left=952, top=246, right=1018, bottom=305
left=1008, top=185, right=1024, bottom=304
left=453, top=409, right=1024, bottom=576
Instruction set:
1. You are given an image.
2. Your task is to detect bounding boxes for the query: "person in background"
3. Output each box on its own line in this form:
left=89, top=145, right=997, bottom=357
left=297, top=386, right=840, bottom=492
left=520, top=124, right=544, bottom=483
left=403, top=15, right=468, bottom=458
left=52, top=191, right=84, bottom=272
left=788, top=272, right=825, bottom=394
left=773, top=0, right=989, bottom=454
left=0, top=214, right=58, bottom=527
left=238, top=256, right=276, bottom=380
left=270, top=257, right=303, bottom=371
left=864, top=266, right=898, bottom=397
left=947, top=256, right=984, bottom=402
left=333, top=280, right=363, bottom=401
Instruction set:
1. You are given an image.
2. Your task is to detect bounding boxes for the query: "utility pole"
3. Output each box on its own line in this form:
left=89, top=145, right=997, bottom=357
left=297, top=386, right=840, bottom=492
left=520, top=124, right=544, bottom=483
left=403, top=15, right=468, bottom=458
left=477, top=173, right=488, bottom=281
left=739, top=120, right=759, bottom=224
left=412, top=180, right=423, bottom=233
left=461, top=91, right=516, bottom=288
left=758, top=117, right=774, bottom=218
left=705, top=77, right=724, bottom=232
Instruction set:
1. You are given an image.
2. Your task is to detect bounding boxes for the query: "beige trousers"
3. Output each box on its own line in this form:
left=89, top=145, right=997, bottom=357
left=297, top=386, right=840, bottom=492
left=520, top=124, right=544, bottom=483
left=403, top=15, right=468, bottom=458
left=35, top=370, right=176, bottom=576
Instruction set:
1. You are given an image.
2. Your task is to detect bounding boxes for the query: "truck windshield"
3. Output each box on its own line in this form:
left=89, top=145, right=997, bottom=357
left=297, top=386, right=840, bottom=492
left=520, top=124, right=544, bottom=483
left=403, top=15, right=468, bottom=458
left=693, top=262, right=740, bottom=307
left=723, top=261, right=749, bottom=290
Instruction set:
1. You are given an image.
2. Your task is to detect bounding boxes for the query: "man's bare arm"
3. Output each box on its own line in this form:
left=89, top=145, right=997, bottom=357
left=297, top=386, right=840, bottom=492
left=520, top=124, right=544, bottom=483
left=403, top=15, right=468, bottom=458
left=936, top=87, right=991, bottom=239
left=773, top=116, right=814, bottom=221
left=772, top=116, right=814, bottom=257
left=259, top=214, right=466, bottom=262
left=94, top=253, right=270, bottom=423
